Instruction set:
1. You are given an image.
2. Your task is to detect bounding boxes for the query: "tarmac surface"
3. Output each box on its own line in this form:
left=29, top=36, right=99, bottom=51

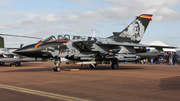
left=0, top=61, right=180, bottom=101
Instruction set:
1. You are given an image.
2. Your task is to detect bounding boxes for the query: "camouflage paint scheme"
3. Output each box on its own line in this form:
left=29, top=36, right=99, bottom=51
left=13, top=14, right=176, bottom=72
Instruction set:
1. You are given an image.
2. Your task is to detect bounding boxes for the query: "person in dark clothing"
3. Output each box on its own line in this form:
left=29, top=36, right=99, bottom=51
left=166, top=52, right=170, bottom=64
left=173, top=52, right=179, bottom=65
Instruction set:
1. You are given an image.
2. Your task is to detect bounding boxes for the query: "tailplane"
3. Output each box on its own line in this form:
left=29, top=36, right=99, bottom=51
left=108, top=14, right=153, bottom=43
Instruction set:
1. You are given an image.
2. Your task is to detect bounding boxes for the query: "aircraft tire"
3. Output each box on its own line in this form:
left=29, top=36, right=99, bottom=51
left=54, top=66, right=61, bottom=72
left=111, top=62, right=119, bottom=70
left=56, top=67, right=61, bottom=72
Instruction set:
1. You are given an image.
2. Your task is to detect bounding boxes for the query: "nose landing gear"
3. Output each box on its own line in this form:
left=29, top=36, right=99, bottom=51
left=53, top=57, right=61, bottom=72
left=111, top=62, right=119, bottom=70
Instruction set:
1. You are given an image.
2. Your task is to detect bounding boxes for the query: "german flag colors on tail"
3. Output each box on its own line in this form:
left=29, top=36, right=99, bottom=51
left=140, top=14, right=152, bottom=19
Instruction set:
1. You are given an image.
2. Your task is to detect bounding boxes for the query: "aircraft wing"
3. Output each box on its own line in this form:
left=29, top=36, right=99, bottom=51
left=147, top=45, right=177, bottom=49
left=96, top=42, right=177, bottom=49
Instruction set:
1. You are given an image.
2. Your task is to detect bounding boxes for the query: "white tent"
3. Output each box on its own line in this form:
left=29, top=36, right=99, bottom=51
left=140, top=40, right=176, bottom=52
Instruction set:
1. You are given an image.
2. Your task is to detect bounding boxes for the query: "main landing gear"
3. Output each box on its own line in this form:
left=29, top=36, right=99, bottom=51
left=53, top=57, right=61, bottom=72
left=111, top=62, right=119, bottom=70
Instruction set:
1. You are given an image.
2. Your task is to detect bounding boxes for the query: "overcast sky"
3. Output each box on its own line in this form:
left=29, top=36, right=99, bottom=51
left=0, top=0, right=180, bottom=49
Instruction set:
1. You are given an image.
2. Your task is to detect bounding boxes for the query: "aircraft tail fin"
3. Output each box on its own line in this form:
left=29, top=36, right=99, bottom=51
left=0, top=37, right=4, bottom=48
left=108, top=14, right=153, bottom=43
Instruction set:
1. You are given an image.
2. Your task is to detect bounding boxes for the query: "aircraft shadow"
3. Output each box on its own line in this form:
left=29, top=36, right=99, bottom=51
left=61, top=65, right=143, bottom=70
left=158, top=76, right=180, bottom=90
left=1, top=67, right=53, bottom=72
left=1, top=65, right=143, bottom=72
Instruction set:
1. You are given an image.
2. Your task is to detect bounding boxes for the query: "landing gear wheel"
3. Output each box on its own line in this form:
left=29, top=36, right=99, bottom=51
left=54, top=66, right=61, bottom=72
left=56, top=67, right=61, bottom=72
left=111, top=62, right=119, bottom=70
left=53, top=57, right=61, bottom=72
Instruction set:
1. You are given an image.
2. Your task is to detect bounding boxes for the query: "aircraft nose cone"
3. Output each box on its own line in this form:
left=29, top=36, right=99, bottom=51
left=13, top=44, right=37, bottom=56
left=13, top=49, right=21, bottom=54
left=13, top=48, right=27, bottom=54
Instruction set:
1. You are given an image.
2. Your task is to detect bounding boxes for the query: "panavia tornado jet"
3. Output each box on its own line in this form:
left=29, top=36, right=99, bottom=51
left=13, top=14, right=176, bottom=72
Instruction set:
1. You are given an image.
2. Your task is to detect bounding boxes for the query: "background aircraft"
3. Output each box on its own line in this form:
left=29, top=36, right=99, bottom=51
left=0, top=34, right=42, bottom=66
left=0, top=48, right=43, bottom=66
left=14, top=14, right=176, bottom=71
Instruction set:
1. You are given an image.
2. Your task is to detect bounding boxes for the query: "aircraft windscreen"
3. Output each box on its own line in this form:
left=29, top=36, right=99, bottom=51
left=42, top=35, right=56, bottom=42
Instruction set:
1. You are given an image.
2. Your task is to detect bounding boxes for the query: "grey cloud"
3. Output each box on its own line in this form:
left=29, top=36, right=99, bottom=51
left=0, top=0, right=11, bottom=6
left=103, top=0, right=180, bottom=21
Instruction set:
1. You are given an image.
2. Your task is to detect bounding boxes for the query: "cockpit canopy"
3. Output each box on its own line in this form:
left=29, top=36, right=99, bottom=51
left=58, top=34, right=70, bottom=40
left=42, top=35, right=56, bottom=42
left=41, top=34, right=101, bottom=43
left=42, top=34, right=81, bottom=43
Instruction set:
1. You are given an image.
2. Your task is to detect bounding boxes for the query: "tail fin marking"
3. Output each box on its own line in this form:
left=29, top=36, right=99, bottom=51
left=109, top=14, right=153, bottom=43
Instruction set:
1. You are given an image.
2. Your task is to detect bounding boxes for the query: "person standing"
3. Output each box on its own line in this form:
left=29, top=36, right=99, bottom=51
left=166, top=52, right=170, bottom=64
left=173, top=52, right=179, bottom=65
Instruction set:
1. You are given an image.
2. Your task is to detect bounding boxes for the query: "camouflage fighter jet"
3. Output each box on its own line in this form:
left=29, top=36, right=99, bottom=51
left=13, top=14, right=176, bottom=72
